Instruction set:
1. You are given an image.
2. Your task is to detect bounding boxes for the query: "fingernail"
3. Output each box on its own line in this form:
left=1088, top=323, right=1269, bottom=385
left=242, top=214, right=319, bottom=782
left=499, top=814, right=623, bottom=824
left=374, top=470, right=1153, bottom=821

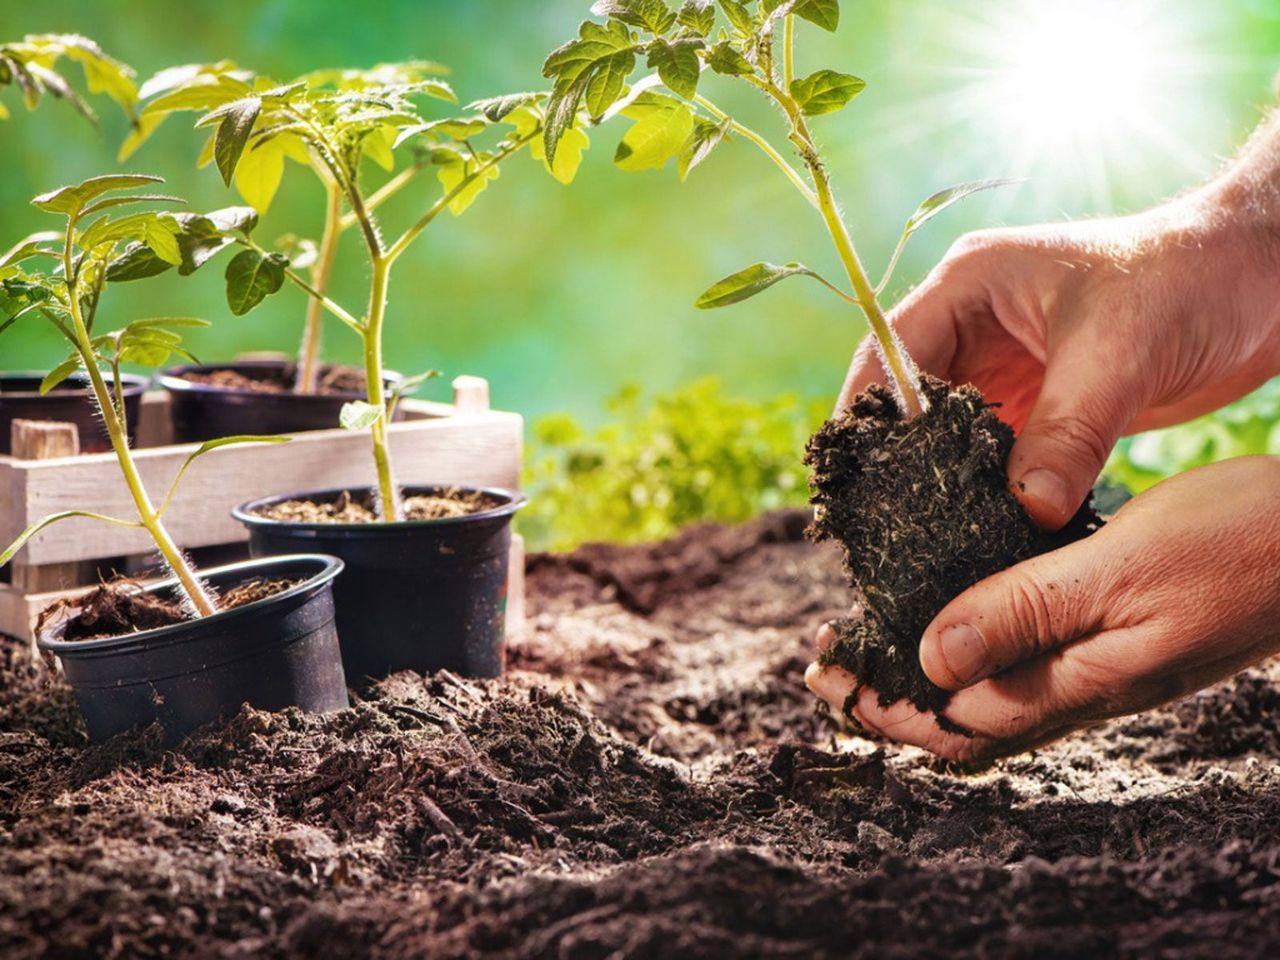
left=936, top=623, right=991, bottom=685
left=1017, top=468, right=1072, bottom=523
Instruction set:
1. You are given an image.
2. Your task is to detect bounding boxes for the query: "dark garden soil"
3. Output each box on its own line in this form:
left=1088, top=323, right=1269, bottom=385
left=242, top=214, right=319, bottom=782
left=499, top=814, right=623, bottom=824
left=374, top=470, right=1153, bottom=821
left=40, top=577, right=300, bottom=642
left=181, top=365, right=366, bottom=396
left=257, top=489, right=500, bottom=524
left=4, top=511, right=1280, bottom=957
left=808, top=377, right=1102, bottom=718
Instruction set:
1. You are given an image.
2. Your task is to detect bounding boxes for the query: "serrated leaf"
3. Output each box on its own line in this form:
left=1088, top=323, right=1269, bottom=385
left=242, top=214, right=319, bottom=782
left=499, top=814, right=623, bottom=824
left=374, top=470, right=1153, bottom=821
left=31, top=174, right=164, bottom=217
left=590, top=0, right=677, bottom=33
left=694, top=261, right=828, bottom=308
left=793, top=0, right=839, bottom=31
left=678, top=0, right=716, bottom=35
left=614, top=92, right=694, bottom=172
left=79, top=193, right=186, bottom=218
left=717, top=0, right=755, bottom=33
left=213, top=96, right=262, bottom=186
left=706, top=41, right=754, bottom=76
left=468, top=91, right=542, bottom=122
left=340, top=400, right=383, bottom=431
left=143, top=217, right=182, bottom=265
left=542, top=19, right=637, bottom=162
left=224, top=248, right=286, bottom=316
left=437, top=155, right=501, bottom=215
left=648, top=38, right=701, bottom=100
left=678, top=115, right=731, bottom=179
left=790, top=69, right=864, bottom=116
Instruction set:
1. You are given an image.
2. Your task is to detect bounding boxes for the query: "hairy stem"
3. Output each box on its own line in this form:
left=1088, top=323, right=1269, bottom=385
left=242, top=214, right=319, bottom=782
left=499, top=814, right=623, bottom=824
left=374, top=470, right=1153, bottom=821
left=62, top=226, right=216, bottom=616
left=761, top=81, right=926, bottom=417
left=295, top=181, right=343, bottom=395
left=783, top=14, right=795, bottom=88
left=362, top=255, right=399, bottom=521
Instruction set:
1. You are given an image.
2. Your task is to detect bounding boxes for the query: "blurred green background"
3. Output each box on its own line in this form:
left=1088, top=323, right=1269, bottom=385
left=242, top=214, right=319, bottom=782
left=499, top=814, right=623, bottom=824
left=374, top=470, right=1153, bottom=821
left=4, top=1, right=1280, bottom=548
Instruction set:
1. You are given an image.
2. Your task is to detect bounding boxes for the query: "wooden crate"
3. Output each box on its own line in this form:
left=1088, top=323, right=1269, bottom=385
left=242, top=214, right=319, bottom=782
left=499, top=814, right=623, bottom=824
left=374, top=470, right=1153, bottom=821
left=0, top=375, right=525, bottom=641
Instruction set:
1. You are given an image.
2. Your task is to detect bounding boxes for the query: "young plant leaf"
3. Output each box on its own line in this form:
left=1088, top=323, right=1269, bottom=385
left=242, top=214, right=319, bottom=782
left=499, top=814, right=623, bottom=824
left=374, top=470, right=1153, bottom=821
left=213, top=96, right=262, bottom=186
left=437, top=155, right=502, bottom=215
left=875, top=177, right=1023, bottom=293
left=469, top=91, right=543, bottom=123
left=340, top=400, right=383, bottom=431
left=542, top=19, right=636, bottom=161
left=39, top=354, right=83, bottom=394
left=614, top=92, right=694, bottom=172
left=789, top=69, right=864, bottom=116
left=647, top=38, right=701, bottom=100
left=792, top=0, right=839, bottom=31
left=678, top=115, right=731, bottom=180
left=1, top=511, right=143, bottom=568
left=224, top=248, right=287, bottom=315
left=156, top=434, right=290, bottom=517
left=718, top=0, right=755, bottom=34
left=31, top=174, right=164, bottom=217
left=233, top=137, right=287, bottom=212
left=695, top=260, right=834, bottom=308
left=705, top=41, right=754, bottom=76
left=387, top=368, right=441, bottom=417
left=677, top=0, right=716, bottom=35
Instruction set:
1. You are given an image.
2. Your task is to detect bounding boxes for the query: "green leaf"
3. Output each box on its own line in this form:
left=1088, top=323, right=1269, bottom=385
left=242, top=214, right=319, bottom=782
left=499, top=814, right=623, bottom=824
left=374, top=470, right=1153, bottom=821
left=678, top=115, right=731, bottom=180
left=158, top=434, right=290, bottom=517
left=143, top=217, right=182, bottom=265
left=677, top=0, right=716, bottom=35
left=792, top=0, right=839, bottom=31
left=717, top=0, right=755, bottom=34
left=904, top=178, right=1022, bottom=232
left=40, top=355, right=82, bottom=394
left=648, top=38, right=701, bottom=100
left=790, top=69, right=864, bottom=116
left=105, top=242, right=172, bottom=281
left=437, top=155, right=501, bottom=215
left=388, top=368, right=442, bottom=417
left=340, top=400, right=383, bottom=431
left=590, top=0, right=677, bottom=33
left=233, top=136, right=287, bottom=212
left=614, top=92, right=694, bottom=172
left=694, top=261, right=831, bottom=308
left=706, top=41, right=754, bottom=76
left=78, top=194, right=186, bottom=218
left=213, top=96, right=262, bottom=186
left=542, top=19, right=637, bottom=161
left=0, top=232, right=60, bottom=270
left=224, top=248, right=287, bottom=316
left=468, top=91, right=543, bottom=122
left=1, top=510, right=143, bottom=568
left=31, top=174, right=164, bottom=217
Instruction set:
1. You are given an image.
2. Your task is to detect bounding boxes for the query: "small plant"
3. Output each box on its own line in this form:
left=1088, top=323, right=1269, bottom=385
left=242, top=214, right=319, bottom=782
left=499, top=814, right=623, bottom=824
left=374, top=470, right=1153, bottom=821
left=524, top=379, right=825, bottom=551
left=541, top=0, right=1012, bottom=418
left=0, top=174, right=284, bottom=616
left=124, top=60, right=592, bottom=520
left=0, top=34, right=136, bottom=127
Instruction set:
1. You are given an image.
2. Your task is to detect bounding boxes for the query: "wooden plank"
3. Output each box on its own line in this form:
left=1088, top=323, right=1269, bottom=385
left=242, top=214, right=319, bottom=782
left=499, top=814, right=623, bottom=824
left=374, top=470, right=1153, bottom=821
left=506, top=533, right=526, bottom=641
left=452, top=375, right=490, bottom=415
left=2, top=401, right=523, bottom=566
left=8, top=420, right=96, bottom=593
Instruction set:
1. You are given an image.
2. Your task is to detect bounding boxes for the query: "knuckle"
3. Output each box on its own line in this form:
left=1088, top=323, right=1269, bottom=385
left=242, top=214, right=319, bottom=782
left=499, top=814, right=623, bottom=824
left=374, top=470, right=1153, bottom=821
left=1033, top=411, right=1115, bottom=472
left=1002, top=572, right=1058, bottom=659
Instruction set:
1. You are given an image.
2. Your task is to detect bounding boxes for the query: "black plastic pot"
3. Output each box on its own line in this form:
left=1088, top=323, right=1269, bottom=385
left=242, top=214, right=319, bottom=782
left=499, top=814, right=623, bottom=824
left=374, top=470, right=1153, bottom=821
left=233, top=486, right=525, bottom=685
left=38, top=554, right=349, bottom=744
left=159, top=360, right=403, bottom=442
left=0, top=371, right=148, bottom=454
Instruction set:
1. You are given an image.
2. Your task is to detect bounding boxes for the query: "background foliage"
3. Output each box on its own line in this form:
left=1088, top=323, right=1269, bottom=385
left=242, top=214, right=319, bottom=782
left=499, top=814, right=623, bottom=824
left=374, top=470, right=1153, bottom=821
left=3, top=0, right=1280, bottom=550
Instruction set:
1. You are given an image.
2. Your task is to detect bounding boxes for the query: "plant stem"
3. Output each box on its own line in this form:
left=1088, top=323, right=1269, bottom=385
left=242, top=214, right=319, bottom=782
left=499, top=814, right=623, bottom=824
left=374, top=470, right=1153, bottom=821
left=362, top=255, right=399, bottom=521
left=693, top=95, right=818, bottom=208
left=340, top=162, right=423, bottom=232
left=783, top=15, right=795, bottom=88
left=762, top=82, right=926, bottom=417
left=295, top=181, right=343, bottom=395
left=61, top=228, right=216, bottom=616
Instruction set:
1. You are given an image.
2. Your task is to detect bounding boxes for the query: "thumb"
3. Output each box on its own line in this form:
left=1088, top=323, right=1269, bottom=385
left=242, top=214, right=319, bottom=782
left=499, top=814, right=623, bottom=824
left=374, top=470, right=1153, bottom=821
left=919, top=536, right=1109, bottom=690
left=1008, top=342, right=1146, bottom=529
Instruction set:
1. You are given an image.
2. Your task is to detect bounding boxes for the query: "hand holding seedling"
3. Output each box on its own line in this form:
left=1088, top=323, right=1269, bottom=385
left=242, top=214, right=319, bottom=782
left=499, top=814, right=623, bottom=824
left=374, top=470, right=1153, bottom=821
left=810, top=112, right=1280, bottom=761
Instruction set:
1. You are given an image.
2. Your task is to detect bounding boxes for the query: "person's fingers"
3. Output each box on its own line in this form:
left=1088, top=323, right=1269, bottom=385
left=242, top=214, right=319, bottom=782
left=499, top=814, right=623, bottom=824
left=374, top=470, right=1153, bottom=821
left=1007, top=338, right=1150, bottom=529
left=804, top=661, right=856, bottom=711
left=918, top=534, right=1117, bottom=691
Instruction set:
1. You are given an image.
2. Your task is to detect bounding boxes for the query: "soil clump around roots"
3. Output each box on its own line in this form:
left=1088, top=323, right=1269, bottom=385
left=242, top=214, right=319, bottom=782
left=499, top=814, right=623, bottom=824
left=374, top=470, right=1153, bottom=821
left=806, top=376, right=1101, bottom=720
left=4, top=513, right=1280, bottom=957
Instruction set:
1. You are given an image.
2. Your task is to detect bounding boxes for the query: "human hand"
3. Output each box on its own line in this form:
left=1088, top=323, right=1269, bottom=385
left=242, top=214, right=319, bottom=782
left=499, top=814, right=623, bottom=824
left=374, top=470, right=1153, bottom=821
left=805, top=457, right=1280, bottom=764
left=839, top=187, right=1280, bottom=529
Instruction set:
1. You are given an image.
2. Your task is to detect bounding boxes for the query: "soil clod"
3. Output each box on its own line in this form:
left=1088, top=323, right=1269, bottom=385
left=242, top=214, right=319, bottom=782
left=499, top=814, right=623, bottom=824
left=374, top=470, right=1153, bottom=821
left=806, top=376, right=1101, bottom=717
left=257, top=488, right=499, bottom=524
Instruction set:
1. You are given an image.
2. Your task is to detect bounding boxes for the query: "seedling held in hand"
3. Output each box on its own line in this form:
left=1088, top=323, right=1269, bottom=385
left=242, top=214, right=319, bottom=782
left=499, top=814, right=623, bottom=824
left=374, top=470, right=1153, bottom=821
left=542, top=0, right=1016, bottom=418
left=0, top=175, right=286, bottom=617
